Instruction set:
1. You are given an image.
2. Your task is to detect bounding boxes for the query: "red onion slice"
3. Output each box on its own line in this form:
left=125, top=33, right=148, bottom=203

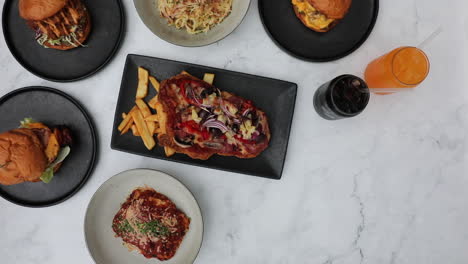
left=187, top=85, right=212, bottom=108
left=35, top=28, right=42, bottom=40
left=173, top=137, right=192, bottom=148
left=220, top=102, right=236, bottom=118
left=232, top=118, right=242, bottom=124
left=202, top=119, right=228, bottom=133
left=242, top=108, right=251, bottom=117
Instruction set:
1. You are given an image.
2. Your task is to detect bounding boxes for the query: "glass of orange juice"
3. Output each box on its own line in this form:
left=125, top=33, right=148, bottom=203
left=364, top=47, right=430, bottom=94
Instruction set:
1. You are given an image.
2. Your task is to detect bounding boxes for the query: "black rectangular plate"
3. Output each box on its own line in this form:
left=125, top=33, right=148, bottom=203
left=111, top=54, right=297, bottom=180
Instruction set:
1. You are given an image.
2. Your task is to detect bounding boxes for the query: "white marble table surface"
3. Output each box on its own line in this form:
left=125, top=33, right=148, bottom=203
left=1, top=0, right=468, bottom=263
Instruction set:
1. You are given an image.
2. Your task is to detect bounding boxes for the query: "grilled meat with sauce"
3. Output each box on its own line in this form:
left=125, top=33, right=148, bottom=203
left=19, top=0, right=91, bottom=50
left=112, top=187, right=190, bottom=261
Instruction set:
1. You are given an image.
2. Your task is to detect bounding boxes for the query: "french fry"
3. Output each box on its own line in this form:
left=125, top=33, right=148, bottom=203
left=154, top=102, right=167, bottom=134
left=135, top=99, right=152, bottom=118
left=121, top=120, right=133, bottom=135
left=203, top=73, right=215, bottom=85
left=181, top=70, right=193, bottom=77
left=164, top=147, right=176, bottom=157
left=152, top=122, right=160, bottom=135
left=118, top=106, right=137, bottom=134
left=136, top=67, right=149, bottom=99
left=121, top=113, right=131, bottom=134
left=135, top=99, right=156, bottom=137
left=118, top=110, right=133, bottom=131
left=149, top=76, right=160, bottom=92
left=148, top=96, right=159, bottom=109
left=147, top=122, right=155, bottom=136
left=131, top=125, right=140, bottom=136
left=145, top=114, right=159, bottom=122
left=156, top=121, right=161, bottom=135
left=131, top=109, right=156, bottom=150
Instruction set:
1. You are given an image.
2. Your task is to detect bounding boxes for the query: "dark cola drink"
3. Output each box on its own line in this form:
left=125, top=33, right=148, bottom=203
left=313, top=75, right=370, bottom=120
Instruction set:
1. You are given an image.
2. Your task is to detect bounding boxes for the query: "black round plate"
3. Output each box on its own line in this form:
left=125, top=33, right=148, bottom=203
left=259, top=0, right=379, bottom=62
left=0, top=87, right=97, bottom=207
left=2, top=0, right=125, bottom=82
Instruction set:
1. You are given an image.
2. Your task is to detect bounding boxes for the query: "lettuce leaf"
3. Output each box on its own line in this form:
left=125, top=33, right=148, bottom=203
left=40, top=146, right=71, bottom=183
left=20, top=117, right=36, bottom=128
left=48, top=38, right=63, bottom=45
left=40, top=167, right=54, bottom=184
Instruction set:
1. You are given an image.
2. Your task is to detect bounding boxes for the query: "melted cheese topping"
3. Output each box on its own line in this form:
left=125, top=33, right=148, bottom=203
left=225, top=131, right=237, bottom=144
left=240, top=120, right=256, bottom=140
left=191, top=108, right=202, bottom=123
left=291, top=0, right=335, bottom=30
left=217, top=114, right=227, bottom=124
left=203, top=93, right=217, bottom=106
left=225, top=102, right=238, bottom=115
left=113, top=188, right=190, bottom=261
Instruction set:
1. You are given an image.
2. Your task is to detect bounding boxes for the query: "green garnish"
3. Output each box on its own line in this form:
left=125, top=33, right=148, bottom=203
left=36, top=30, right=88, bottom=48
left=40, top=167, right=54, bottom=183
left=136, top=220, right=169, bottom=237
left=118, top=219, right=135, bottom=233
left=40, top=146, right=71, bottom=183
left=48, top=38, right=62, bottom=45
left=20, top=117, right=36, bottom=128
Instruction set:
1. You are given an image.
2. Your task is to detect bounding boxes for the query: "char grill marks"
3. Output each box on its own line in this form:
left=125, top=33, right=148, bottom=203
left=33, top=0, right=86, bottom=39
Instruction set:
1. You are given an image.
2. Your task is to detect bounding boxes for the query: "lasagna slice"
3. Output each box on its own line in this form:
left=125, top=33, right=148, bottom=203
left=155, top=73, right=271, bottom=160
left=112, top=187, right=190, bottom=260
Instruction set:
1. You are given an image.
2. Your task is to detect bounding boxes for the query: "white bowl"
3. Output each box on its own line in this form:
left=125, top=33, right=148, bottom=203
left=133, top=0, right=251, bottom=47
left=84, top=169, right=203, bottom=264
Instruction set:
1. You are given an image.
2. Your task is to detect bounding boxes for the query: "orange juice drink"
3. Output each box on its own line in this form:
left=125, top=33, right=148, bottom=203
left=365, top=47, right=430, bottom=94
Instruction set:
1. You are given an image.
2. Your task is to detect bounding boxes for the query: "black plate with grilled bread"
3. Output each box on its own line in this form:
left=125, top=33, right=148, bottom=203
left=2, top=0, right=125, bottom=82
left=259, top=0, right=379, bottom=62
left=111, top=54, right=297, bottom=180
left=0, top=87, right=97, bottom=207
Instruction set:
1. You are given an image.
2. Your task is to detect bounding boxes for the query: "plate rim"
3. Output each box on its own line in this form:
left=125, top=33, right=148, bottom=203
left=83, top=168, right=204, bottom=264
left=1, top=0, right=126, bottom=82
left=0, top=86, right=98, bottom=207
left=258, top=0, right=380, bottom=62
left=110, top=53, right=298, bottom=180
left=132, top=0, right=251, bottom=47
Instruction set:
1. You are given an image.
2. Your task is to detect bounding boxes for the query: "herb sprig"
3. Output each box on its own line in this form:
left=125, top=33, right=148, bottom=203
left=136, top=220, right=169, bottom=237
left=116, top=219, right=135, bottom=234
left=114, top=218, right=170, bottom=238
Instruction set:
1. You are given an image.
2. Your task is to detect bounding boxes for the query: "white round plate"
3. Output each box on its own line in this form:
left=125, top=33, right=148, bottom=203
left=133, top=0, right=251, bottom=47
left=84, top=169, right=203, bottom=264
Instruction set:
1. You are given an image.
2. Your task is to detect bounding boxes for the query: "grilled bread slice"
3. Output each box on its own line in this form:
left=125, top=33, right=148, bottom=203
left=156, top=73, right=270, bottom=160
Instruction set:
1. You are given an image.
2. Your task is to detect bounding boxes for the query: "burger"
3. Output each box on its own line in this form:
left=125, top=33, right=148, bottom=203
left=291, top=0, right=352, bottom=32
left=0, top=118, right=72, bottom=185
left=19, top=0, right=91, bottom=50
